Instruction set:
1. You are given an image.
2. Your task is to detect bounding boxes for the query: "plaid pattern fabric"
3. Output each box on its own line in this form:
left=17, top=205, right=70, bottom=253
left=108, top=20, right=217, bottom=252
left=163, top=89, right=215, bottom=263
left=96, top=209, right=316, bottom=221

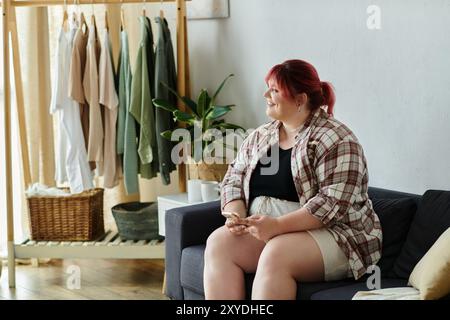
left=221, top=107, right=382, bottom=279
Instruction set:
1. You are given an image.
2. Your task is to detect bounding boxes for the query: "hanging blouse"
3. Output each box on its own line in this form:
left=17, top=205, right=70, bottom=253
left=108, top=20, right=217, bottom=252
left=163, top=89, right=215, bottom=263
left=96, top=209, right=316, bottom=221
left=50, top=26, right=93, bottom=193
left=68, top=23, right=90, bottom=154
left=99, top=28, right=120, bottom=188
left=129, top=16, right=159, bottom=180
left=51, top=26, right=73, bottom=185
left=83, top=19, right=104, bottom=171
left=118, top=30, right=139, bottom=194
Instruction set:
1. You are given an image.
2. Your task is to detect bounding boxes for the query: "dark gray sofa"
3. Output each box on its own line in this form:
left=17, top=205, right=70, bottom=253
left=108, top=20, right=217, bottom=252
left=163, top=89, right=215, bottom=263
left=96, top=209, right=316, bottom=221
left=164, top=187, right=450, bottom=300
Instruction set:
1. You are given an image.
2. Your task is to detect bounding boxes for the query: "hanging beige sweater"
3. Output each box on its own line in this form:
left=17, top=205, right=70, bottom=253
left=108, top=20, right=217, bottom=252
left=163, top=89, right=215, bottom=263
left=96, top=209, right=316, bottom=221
left=83, top=19, right=104, bottom=171
left=99, top=28, right=120, bottom=188
left=68, top=25, right=90, bottom=150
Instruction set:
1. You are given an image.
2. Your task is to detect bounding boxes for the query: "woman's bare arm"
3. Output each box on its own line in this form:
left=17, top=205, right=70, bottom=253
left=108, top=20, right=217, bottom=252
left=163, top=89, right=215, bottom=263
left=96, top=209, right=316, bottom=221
left=223, top=199, right=247, bottom=218
left=276, top=207, right=325, bottom=234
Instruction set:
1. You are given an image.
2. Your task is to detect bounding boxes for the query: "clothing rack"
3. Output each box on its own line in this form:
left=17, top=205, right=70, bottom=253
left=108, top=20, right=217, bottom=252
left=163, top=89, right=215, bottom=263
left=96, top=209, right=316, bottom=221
left=1, top=0, right=190, bottom=288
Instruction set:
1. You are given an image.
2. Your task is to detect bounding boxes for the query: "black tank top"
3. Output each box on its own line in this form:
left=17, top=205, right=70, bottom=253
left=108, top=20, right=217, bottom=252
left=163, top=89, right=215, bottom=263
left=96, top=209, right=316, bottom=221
left=249, top=145, right=299, bottom=207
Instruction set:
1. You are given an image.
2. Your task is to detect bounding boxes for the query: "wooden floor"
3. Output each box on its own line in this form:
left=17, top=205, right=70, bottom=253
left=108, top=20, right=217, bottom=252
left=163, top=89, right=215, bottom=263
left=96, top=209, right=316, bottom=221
left=0, top=259, right=168, bottom=300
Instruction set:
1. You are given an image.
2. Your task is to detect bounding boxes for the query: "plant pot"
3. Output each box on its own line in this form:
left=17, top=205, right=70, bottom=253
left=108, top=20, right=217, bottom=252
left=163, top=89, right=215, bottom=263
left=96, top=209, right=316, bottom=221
left=188, top=161, right=229, bottom=182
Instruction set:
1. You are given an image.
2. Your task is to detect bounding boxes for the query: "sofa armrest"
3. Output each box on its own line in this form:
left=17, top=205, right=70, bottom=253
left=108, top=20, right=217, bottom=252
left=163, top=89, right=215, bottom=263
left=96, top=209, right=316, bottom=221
left=164, top=200, right=223, bottom=300
left=368, top=186, right=420, bottom=200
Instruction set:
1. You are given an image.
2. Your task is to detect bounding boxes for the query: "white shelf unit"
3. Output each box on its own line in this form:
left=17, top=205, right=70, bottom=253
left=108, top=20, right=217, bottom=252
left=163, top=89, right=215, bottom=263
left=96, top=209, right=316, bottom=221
left=14, top=230, right=165, bottom=260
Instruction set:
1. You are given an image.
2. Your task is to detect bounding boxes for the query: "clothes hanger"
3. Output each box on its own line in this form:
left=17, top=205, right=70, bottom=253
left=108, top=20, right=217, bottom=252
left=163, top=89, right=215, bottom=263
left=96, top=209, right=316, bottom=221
left=62, top=0, right=69, bottom=32
left=78, top=0, right=87, bottom=31
left=105, top=10, right=109, bottom=31
left=159, top=0, right=165, bottom=19
left=72, top=0, right=77, bottom=26
left=90, top=0, right=96, bottom=26
left=80, top=12, right=87, bottom=31
left=142, top=0, right=147, bottom=17
left=120, top=0, right=125, bottom=31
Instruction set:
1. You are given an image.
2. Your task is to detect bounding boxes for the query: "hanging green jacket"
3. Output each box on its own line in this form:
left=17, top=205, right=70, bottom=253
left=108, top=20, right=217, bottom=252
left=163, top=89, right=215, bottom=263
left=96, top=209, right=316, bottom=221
left=154, top=16, right=177, bottom=185
left=116, top=34, right=126, bottom=156
left=118, top=30, right=139, bottom=194
left=130, top=17, right=159, bottom=179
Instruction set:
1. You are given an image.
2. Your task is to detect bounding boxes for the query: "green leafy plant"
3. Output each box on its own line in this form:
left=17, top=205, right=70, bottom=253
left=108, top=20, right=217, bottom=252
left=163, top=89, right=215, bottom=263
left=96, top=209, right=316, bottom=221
left=152, top=74, right=245, bottom=163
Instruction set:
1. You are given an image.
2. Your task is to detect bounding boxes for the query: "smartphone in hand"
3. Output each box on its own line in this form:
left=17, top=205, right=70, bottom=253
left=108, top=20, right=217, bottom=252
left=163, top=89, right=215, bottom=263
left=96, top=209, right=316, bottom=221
left=222, top=211, right=249, bottom=226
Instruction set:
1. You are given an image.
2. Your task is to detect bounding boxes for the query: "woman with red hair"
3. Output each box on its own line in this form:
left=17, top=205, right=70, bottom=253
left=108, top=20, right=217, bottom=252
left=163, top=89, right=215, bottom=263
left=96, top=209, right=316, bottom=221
left=203, top=59, right=382, bottom=300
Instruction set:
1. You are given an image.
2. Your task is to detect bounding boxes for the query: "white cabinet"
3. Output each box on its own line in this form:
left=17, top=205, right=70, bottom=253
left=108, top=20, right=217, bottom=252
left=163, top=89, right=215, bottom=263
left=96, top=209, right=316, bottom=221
left=157, top=193, right=214, bottom=236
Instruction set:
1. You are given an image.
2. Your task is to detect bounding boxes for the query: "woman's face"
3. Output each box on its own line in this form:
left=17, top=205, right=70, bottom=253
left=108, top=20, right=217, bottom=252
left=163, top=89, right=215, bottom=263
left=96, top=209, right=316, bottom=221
left=264, top=79, right=297, bottom=121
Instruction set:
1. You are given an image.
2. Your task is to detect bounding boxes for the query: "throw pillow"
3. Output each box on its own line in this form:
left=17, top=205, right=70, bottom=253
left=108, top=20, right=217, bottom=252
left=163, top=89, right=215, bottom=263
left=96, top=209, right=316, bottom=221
left=408, top=227, right=450, bottom=300
left=392, top=190, right=450, bottom=279
left=371, top=198, right=417, bottom=276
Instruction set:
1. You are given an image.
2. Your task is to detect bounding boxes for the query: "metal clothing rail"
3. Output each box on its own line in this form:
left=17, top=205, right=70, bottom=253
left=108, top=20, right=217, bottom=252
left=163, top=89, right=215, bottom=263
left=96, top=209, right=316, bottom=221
left=1, top=0, right=190, bottom=288
left=2, top=0, right=185, bottom=7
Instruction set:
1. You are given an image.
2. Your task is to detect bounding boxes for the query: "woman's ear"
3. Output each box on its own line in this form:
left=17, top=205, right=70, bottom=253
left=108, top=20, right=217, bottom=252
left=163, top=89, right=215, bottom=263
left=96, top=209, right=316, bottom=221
left=295, top=93, right=308, bottom=107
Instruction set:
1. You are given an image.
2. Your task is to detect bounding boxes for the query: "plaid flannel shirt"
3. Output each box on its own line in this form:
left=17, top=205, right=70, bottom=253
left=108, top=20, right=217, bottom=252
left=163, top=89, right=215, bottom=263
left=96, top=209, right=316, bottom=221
left=221, top=107, right=382, bottom=279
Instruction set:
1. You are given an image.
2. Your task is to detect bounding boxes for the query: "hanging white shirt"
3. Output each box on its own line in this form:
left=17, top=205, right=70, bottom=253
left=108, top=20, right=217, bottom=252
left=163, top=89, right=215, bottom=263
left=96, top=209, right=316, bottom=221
left=49, top=26, right=94, bottom=193
left=50, top=28, right=70, bottom=184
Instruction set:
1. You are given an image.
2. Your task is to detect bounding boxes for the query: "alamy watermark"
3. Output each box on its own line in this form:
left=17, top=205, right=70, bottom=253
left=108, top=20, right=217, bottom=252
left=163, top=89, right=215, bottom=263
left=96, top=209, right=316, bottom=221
left=66, top=264, right=81, bottom=290
left=168, top=124, right=281, bottom=176
left=367, top=5, right=382, bottom=30
left=366, top=265, right=381, bottom=290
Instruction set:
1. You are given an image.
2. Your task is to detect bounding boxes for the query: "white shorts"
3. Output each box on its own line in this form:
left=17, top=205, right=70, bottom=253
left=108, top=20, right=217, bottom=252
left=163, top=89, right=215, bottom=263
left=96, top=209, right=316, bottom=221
left=249, top=196, right=349, bottom=281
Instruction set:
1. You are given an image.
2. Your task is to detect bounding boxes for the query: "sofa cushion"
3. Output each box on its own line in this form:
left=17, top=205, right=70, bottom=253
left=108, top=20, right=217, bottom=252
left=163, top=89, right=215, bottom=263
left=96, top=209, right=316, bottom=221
left=392, top=190, right=450, bottom=279
left=295, top=279, right=358, bottom=300
left=408, top=227, right=450, bottom=300
left=180, top=244, right=356, bottom=300
left=368, top=187, right=420, bottom=201
left=248, top=274, right=357, bottom=300
left=371, top=198, right=417, bottom=276
left=183, top=288, right=205, bottom=300
left=310, top=278, right=408, bottom=300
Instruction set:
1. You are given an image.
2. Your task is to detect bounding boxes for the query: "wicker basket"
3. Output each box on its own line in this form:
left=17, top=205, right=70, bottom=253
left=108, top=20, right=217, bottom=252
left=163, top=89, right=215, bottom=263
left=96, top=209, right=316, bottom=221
left=27, top=188, right=105, bottom=241
left=188, top=161, right=229, bottom=182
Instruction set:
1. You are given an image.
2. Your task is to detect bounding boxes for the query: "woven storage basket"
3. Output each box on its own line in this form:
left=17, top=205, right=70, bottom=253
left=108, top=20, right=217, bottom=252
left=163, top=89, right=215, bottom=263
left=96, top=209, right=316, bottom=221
left=188, top=161, right=229, bottom=182
left=111, top=202, right=162, bottom=241
left=27, top=188, right=105, bottom=241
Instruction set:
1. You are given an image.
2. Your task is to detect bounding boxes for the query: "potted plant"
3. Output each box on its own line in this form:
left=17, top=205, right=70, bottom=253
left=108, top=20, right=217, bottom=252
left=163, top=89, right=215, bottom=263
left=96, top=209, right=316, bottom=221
left=152, top=74, right=246, bottom=182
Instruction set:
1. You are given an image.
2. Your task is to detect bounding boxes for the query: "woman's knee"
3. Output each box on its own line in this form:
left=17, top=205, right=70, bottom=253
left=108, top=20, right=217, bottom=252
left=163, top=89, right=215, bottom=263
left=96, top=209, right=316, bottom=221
left=205, top=226, right=233, bottom=259
left=256, top=233, right=310, bottom=275
left=256, top=238, right=288, bottom=275
left=256, top=232, right=324, bottom=281
left=205, top=226, right=266, bottom=273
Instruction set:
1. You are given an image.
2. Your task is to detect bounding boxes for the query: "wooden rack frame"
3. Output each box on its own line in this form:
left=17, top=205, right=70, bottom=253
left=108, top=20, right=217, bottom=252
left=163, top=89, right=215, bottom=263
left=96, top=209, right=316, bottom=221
left=1, top=0, right=190, bottom=289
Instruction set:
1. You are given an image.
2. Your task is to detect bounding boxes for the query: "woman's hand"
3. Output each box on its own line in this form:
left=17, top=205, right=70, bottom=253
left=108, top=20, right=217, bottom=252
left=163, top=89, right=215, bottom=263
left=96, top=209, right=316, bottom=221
left=225, top=216, right=249, bottom=236
left=245, top=215, right=281, bottom=242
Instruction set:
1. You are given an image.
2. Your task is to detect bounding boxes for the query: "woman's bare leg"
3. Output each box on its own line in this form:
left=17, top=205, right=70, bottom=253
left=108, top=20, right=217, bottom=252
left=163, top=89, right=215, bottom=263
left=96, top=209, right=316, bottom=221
left=251, top=231, right=324, bottom=300
left=204, top=225, right=266, bottom=300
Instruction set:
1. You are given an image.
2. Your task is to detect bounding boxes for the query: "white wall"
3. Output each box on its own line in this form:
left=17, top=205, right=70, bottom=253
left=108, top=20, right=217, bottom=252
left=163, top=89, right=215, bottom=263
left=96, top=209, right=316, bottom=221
left=186, top=0, right=450, bottom=194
